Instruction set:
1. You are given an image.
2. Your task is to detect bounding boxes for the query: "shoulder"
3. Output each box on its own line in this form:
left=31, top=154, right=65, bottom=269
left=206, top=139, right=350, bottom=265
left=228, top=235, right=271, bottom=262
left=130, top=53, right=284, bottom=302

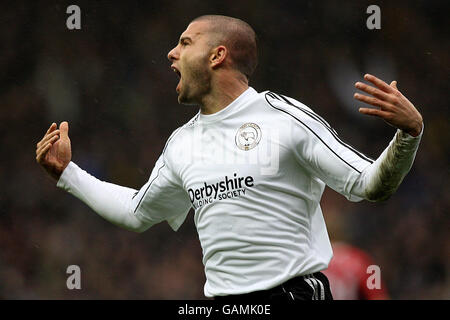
left=161, top=113, right=199, bottom=157
left=261, top=91, right=321, bottom=121
left=258, top=90, right=335, bottom=133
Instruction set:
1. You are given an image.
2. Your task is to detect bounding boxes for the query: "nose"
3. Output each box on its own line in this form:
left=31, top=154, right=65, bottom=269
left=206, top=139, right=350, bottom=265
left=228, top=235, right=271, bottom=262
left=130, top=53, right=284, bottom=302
left=167, top=45, right=179, bottom=62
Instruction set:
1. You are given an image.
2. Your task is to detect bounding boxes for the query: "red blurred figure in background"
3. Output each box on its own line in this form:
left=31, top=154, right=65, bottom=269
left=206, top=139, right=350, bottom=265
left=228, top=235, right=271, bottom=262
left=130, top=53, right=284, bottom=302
left=323, top=242, right=389, bottom=300
left=322, top=191, right=389, bottom=300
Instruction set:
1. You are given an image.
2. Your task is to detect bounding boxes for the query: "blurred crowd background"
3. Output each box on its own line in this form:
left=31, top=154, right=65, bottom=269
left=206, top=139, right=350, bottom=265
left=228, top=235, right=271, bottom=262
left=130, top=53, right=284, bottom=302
left=0, top=0, right=448, bottom=299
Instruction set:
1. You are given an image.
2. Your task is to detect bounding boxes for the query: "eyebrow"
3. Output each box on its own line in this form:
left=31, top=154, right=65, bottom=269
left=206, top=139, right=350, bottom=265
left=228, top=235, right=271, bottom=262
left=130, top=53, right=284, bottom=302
left=179, top=36, right=192, bottom=44
left=178, top=32, right=202, bottom=44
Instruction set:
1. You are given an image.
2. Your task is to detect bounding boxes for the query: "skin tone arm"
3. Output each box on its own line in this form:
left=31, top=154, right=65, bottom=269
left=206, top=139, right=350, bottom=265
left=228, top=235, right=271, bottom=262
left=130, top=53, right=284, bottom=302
left=351, top=74, right=423, bottom=201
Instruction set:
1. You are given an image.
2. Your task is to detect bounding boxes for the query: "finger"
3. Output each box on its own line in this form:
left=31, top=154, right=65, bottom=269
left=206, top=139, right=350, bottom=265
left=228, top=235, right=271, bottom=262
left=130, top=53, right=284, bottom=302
left=353, top=93, right=393, bottom=110
left=358, top=107, right=391, bottom=119
left=364, top=74, right=394, bottom=94
left=36, top=141, right=54, bottom=163
left=36, top=135, right=59, bottom=155
left=355, top=82, right=393, bottom=102
left=390, top=80, right=398, bottom=90
left=37, top=130, right=60, bottom=149
left=37, top=129, right=60, bottom=149
left=59, top=121, right=69, bottom=139
left=46, top=123, right=57, bottom=134
left=36, top=142, right=52, bottom=162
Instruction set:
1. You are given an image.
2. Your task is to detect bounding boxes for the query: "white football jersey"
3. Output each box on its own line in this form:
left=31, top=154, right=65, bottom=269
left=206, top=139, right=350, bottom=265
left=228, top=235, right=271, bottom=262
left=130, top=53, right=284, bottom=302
left=57, top=87, right=422, bottom=297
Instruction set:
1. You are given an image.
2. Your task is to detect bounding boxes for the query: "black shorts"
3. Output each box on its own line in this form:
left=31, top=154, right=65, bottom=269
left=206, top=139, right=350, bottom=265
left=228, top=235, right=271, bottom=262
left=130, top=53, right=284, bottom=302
left=214, top=272, right=333, bottom=302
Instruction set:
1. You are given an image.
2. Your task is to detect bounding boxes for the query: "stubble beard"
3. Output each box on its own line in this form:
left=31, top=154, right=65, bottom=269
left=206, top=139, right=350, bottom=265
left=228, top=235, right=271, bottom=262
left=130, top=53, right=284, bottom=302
left=178, top=58, right=212, bottom=106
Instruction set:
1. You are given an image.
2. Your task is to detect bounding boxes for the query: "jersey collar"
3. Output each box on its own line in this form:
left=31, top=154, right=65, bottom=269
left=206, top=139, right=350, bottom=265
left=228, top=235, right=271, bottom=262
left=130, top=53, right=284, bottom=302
left=197, top=87, right=258, bottom=124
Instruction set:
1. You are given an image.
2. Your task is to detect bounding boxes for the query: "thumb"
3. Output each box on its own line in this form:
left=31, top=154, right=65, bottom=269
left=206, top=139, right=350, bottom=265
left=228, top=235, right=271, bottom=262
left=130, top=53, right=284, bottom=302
left=59, top=121, right=69, bottom=139
left=390, top=80, right=398, bottom=90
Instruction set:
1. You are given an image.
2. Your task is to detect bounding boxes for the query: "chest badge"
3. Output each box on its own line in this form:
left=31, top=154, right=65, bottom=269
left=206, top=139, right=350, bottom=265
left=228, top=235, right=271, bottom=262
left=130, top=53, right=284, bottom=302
left=235, top=123, right=262, bottom=151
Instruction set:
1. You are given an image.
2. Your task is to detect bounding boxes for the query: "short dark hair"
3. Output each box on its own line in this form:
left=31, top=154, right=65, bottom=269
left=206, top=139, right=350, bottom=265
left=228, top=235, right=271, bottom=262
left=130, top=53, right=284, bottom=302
left=191, top=15, right=258, bottom=80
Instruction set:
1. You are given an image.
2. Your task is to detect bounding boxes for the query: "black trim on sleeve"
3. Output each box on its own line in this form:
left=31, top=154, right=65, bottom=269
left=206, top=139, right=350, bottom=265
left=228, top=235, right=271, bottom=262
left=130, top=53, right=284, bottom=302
left=133, top=163, right=165, bottom=213
left=264, top=92, right=364, bottom=174
left=133, top=126, right=183, bottom=214
left=268, top=92, right=374, bottom=164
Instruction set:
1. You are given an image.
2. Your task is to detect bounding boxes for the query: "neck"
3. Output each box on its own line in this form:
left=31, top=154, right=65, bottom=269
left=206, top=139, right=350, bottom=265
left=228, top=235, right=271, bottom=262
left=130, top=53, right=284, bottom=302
left=199, top=74, right=249, bottom=115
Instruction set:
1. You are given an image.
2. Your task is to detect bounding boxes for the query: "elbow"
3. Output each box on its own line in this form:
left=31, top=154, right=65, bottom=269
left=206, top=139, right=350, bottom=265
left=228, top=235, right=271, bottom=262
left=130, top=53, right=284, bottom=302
left=364, top=186, right=396, bottom=202
left=127, top=211, right=153, bottom=233
left=363, top=175, right=402, bottom=202
left=132, top=223, right=151, bottom=233
left=136, top=226, right=150, bottom=233
left=123, top=218, right=152, bottom=233
left=121, top=224, right=147, bottom=233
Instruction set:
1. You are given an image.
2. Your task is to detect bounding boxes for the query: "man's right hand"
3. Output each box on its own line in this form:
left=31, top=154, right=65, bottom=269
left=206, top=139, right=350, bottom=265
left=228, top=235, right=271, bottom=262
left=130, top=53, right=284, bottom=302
left=36, top=121, right=72, bottom=181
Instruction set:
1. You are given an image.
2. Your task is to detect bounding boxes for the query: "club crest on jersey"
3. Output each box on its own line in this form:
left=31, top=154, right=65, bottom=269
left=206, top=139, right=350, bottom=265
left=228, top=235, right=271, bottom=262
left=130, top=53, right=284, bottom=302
left=235, top=123, right=261, bottom=151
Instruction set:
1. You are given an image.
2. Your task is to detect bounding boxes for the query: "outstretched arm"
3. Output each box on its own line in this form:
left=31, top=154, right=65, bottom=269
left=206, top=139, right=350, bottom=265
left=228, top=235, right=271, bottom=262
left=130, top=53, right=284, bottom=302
left=36, top=122, right=191, bottom=232
left=36, top=122, right=149, bottom=232
left=352, top=74, right=423, bottom=201
left=276, top=74, right=423, bottom=202
left=56, top=161, right=151, bottom=232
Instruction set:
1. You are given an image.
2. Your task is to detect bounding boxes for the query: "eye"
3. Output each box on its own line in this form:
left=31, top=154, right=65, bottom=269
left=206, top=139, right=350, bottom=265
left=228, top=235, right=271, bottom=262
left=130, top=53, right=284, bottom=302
left=180, top=38, right=191, bottom=47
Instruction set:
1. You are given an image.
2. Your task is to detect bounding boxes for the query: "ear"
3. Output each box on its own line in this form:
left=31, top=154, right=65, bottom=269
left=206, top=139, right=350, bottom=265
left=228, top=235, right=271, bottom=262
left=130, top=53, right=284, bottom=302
left=210, top=46, right=228, bottom=68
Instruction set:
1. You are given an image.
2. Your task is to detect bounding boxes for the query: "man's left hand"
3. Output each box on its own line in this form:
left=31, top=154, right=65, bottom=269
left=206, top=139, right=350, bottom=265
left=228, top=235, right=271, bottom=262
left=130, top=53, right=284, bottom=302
left=354, top=74, right=423, bottom=137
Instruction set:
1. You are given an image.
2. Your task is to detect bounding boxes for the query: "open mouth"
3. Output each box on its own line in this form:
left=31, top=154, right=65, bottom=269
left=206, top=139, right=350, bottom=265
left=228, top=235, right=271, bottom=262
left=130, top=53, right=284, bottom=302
left=171, top=65, right=182, bottom=92
left=171, top=65, right=181, bottom=78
